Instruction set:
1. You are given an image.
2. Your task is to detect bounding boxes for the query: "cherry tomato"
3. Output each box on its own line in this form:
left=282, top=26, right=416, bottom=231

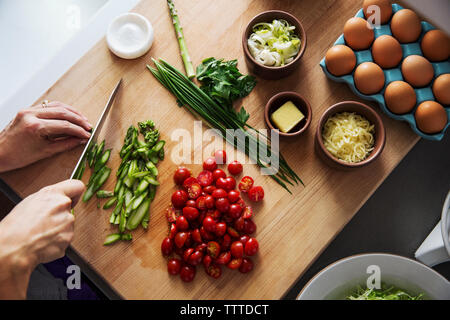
left=200, top=226, right=214, bottom=241
left=228, top=203, right=243, bottom=219
left=205, top=264, right=222, bottom=279
left=212, top=169, right=226, bottom=182
left=187, top=183, right=202, bottom=199
left=221, top=234, right=232, bottom=251
left=242, top=206, right=253, bottom=219
left=227, top=226, right=240, bottom=238
left=236, top=198, right=246, bottom=209
left=185, top=200, right=196, bottom=208
left=244, top=238, right=259, bottom=256
left=227, top=257, right=243, bottom=270
left=239, top=235, right=250, bottom=245
left=215, top=251, right=231, bottom=265
left=215, top=177, right=228, bottom=190
left=227, top=190, right=240, bottom=203
left=174, top=167, right=191, bottom=185
left=210, top=209, right=222, bottom=221
left=239, top=258, right=254, bottom=273
left=176, top=215, right=189, bottom=231
left=203, top=255, right=213, bottom=268
left=228, top=161, right=243, bottom=175
left=171, top=190, right=188, bottom=209
left=180, top=265, right=196, bottom=282
left=214, top=150, right=227, bottom=165
left=230, top=241, right=244, bottom=258
left=161, top=237, right=173, bottom=256
left=204, top=195, right=215, bottom=209
left=248, top=186, right=264, bottom=202
left=212, top=188, right=227, bottom=199
left=243, top=219, right=256, bottom=235
left=224, top=177, right=236, bottom=191
left=238, top=176, right=254, bottom=193
left=215, top=198, right=230, bottom=213
left=215, top=222, right=227, bottom=237
left=182, top=177, right=198, bottom=190
left=234, top=216, right=245, bottom=232
left=207, top=241, right=221, bottom=259
left=203, top=157, right=217, bottom=171
left=183, top=248, right=194, bottom=262
left=167, top=258, right=182, bottom=275
left=203, top=185, right=216, bottom=194
left=194, top=243, right=207, bottom=253
left=188, top=250, right=203, bottom=266
left=184, top=231, right=192, bottom=248
left=202, top=216, right=216, bottom=233
left=191, top=228, right=202, bottom=243
left=197, top=170, right=213, bottom=187
left=166, top=206, right=178, bottom=223
left=168, top=223, right=177, bottom=239
left=174, top=232, right=188, bottom=248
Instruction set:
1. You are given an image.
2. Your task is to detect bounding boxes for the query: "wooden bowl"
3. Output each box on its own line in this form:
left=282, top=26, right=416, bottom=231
left=315, top=101, right=386, bottom=169
left=264, top=91, right=312, bottom=137
left=242, top=10, right=307, bottom=80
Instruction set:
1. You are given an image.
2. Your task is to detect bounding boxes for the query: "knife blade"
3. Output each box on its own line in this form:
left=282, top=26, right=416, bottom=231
left=70, top=79, right=122, bottom=179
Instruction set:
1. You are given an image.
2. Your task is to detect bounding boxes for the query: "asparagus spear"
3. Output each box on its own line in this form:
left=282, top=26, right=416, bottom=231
left=167, top=0, right=195, bottom=79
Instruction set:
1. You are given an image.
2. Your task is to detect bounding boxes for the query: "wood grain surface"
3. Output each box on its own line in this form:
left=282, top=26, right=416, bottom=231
left=0, top=0, right=419, bottom=299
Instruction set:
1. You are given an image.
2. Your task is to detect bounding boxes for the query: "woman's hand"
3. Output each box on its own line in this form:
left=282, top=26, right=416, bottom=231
left=0, top=179, right=85, bottom=299
left=0, top=101, right=92, bottom=172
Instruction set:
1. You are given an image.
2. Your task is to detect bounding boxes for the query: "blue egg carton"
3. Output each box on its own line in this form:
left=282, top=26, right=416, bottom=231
left=319, top=3, right=450, bottom=141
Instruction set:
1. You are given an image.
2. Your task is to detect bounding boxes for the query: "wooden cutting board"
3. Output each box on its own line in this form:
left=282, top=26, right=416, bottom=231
left=0, top=0, right=419, bottom=299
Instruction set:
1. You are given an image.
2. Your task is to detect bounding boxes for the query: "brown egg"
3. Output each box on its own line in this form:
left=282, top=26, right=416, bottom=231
left=343, top=17, right=375, bottom=50
left=415, top=101, right=447, bottom=133
left=401, top=55, right=434, bottom=87
left=372, top=35, right=403, bottom=68
left=354, top=62, right=385, bottom=94
left=421, top=30, right=450, bottom=62
left=325, top=45, right=357, bottom=76
left=433, top=74, right=450, bottom=105
left=363, top=0, right=393, bottom=24
left=384, top=81, right=416, bottom=114
left=391, top=9, right=422, bottom=43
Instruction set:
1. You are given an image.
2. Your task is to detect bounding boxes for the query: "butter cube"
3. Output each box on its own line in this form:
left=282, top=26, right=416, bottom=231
left=270, top=101, right=305, bottom=133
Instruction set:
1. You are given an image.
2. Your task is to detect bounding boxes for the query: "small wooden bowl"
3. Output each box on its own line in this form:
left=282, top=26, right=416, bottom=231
left=265, top=91, right=312, bottom=137
left=315, top=101, right=386, bottom=169
left=242, top=10, right=307, bottom=80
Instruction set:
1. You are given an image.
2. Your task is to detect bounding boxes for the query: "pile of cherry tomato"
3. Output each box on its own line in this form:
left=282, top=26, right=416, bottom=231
left=161, top=150, right=264, bottom=282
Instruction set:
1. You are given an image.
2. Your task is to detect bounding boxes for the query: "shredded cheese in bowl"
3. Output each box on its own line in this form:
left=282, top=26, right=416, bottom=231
left=322, top=112, right=375, bottom=163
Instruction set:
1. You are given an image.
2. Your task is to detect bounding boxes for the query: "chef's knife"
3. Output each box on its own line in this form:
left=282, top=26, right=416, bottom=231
left=70, top=79, right=122, bottom=179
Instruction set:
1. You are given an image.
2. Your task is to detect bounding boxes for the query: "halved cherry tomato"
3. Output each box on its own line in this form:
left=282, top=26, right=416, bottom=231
left=202, top=216, right=216, bottom=233
left=244, top=238, right=259, bottom=256
left=242, top=206, right=253, bottom=219
left=161, top=237, right=173, bottom=256
left=227, top=190, right=240, bottom=203
left=248, top=186, right=264, bottom=202
left=197, top=170, right=213, bottom=187
left=215, top=222, right=227, bottom=237
left=168, top=223, right=177, bottom=239
left=243, top=219, right=256, bottom=235
left=174, top=167, right=191, bottom=185
left=191, top=228, right=202, bottom=243
left=230, top=241, right=244, bottom=258
left=188, top=250, right=203, bottom=266
left=203, top=157, right=217, bottom=171
left=194, top=196, right=206, bottom=211
left=180, top=265, right=196, bottom=282
left=239, top=258, right=254, bottom=273
left=215, top=198, right=230, bottom=213
left=227, top=226, right=240, bottom=238
left=194, top=243, right=207, bottom=253
left=187, top=183, right=202, bottom=199
left=212, top=169, right=226, bottom=182
left=174, top=232, right=188, bottom=248
left=228, top=203, right=243, bottom=219
left=207, top=241, right=221, bottom=258
left=212, top=188, right=227, bottom=199
left=166, top=206, right=178, bottom=223
left=238, top=176, right=254, bottom=193
left=171, top=190, right=188, bottom=209
left=205, top=264, right=222, bottom=279
left=216, top=251, right=231, bottom=265
left=227, top=257, right=243, bottom=269
left=203, top=255, right=212, bottom=268
left=236, top=198, right=246, bottom=209
left=167, top=258, right=182, bottom=275
left=182, top=177, right=198, bottom=190
left=228, top=160, right=243, bottom=176
left=214, top=150, right=227, bottom=164
left=176, top=215, right=189, bottom=231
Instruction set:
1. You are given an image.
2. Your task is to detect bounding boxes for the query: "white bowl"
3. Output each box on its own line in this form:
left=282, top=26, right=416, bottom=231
left=106, top=12, right=154, bottom=59
left=297, top=253, right=450, bottom=300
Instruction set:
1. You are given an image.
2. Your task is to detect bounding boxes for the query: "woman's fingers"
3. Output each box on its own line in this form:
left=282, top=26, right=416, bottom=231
left=51, top=179, right=86, bottom=208
left=35, top=106, right=92, bottom=131
left=47, top=136, right=87, bottom=154
left=39, top=119, right=91, bottom=139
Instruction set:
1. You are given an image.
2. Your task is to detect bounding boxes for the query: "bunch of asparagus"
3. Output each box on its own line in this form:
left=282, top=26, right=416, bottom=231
left=103, top=120, right=165, bottom=245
